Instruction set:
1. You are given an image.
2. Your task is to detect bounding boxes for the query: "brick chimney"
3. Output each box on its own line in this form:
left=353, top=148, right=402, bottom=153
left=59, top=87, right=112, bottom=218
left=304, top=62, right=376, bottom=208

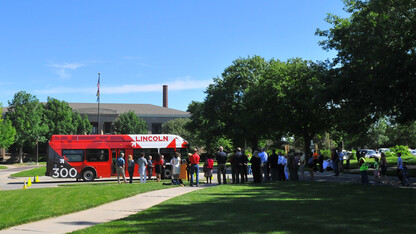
left=163, top=85, right=168, bottom=108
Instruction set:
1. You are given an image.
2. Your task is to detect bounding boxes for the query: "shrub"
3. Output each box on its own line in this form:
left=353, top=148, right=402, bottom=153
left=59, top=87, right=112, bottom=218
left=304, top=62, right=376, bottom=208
left=389, top=145, right=412, bottom=157
left=320, top=149, right=331, bottom=160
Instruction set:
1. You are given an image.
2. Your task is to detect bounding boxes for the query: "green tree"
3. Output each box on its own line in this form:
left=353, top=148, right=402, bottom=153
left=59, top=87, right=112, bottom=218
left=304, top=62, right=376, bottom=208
left=386, top=121, right=416, bottom=148
left=112, top=111, right=147, bottom=134
left=316, top=0, right=416, bottom=123
left=0, top=104, right=16, bottom=150
left=203, top=55, right=270, bottom=149
left=361, top=117, right=390, bottom=149
left=6, top=91, right=48, bottom=163
left=72, top=112, right=92, bottom=135
left=162, top=118, right=189, bottom=137
left=186, top=101, right=219, bottom=151
left=161, top=118, right=197, bottom=145
left=43, top=97, right=92, bottom=138
left=259, top=58, right=332, bottom=158
left=0, top=118, right=16, bottom=150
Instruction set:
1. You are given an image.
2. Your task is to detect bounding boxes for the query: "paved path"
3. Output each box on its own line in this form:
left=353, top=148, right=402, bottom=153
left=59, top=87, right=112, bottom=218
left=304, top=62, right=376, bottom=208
left=0, top=165, right=43, bottom=191
left=0, top=185, right=206, bottom=234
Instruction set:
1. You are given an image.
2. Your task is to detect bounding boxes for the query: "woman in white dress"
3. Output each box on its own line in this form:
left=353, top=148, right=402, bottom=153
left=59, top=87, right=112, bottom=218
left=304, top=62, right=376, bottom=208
left=171, top=152, right=181, bottom=180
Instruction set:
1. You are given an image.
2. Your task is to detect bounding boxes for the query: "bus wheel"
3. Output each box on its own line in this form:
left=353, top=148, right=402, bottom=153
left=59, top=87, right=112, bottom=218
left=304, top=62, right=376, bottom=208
left=164, top=169, right=172, bottom=179
left=82, top=169, right=95, bottom=182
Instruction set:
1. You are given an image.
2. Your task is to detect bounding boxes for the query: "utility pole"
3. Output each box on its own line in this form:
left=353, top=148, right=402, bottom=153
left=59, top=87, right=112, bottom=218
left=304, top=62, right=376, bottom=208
left=97, top=72, right=101, bottom=134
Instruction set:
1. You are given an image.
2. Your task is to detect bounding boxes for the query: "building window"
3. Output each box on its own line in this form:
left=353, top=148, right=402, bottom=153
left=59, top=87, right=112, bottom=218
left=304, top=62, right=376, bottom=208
left=91, top=122, right=98, bottom=134
left=104, top=122, right=112, bottom=134
left=152, top=123, right=162, bottom=134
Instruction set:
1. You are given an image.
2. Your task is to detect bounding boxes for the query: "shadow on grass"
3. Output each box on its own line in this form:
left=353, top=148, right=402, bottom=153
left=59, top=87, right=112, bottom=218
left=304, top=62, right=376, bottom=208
left=80, top=182, right=416, bottom=233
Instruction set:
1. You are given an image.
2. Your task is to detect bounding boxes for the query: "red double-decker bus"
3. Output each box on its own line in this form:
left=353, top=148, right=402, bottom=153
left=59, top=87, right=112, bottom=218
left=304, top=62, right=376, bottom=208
left=46, top=134, right=190, bottom=181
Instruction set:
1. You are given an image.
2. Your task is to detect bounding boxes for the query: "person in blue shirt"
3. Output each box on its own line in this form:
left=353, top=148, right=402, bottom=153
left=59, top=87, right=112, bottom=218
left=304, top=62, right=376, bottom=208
left=258, top=148, right=269, bottom=182
left=338, top=149, right=344, bottom=173
left=277, top=152, right=286, bottom=181
left=397, top=153, right=403, bottom=183
left=116, top=153, right=127, bottom=184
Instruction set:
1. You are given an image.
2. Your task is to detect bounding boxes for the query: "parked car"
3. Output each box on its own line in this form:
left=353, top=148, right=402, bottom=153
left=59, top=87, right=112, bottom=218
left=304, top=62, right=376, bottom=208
left=377, top=148, right=390, bottom=154
left=359, top=149, right=380, bottom=158
left=409, top=149, right=416, bottom=156
left=343, top=151, right=353, bottom=160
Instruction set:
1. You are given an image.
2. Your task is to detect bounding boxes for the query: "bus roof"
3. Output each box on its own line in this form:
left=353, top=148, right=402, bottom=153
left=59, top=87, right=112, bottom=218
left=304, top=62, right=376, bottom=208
left=49, top=134, right=189, bottom=149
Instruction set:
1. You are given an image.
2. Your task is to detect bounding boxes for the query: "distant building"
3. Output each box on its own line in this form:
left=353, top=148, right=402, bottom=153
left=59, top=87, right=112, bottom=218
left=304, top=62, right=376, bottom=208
left=69, top=102, right=190, bottom=134
left=1, top=85, right=191, bottom=134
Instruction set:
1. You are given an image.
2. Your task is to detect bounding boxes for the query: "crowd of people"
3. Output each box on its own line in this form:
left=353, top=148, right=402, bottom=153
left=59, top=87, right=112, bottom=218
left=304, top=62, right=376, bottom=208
left=114, top=146, right=410, bottom=187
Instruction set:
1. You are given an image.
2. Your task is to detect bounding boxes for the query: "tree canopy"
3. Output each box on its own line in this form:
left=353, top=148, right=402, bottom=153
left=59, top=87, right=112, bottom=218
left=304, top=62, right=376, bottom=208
left=187, top=56, right=334, bottom=154
left=6, top=91, right=48, bottom=162
left=43, top=97, right=92, bottom=138
left=316, top=0, right=416, bottom=123
left=258, top=58, right=332, bottom=157
left=202, top=55, right=270, bottom=149
left=112, top=110, right=147, bottom=134
left=0, top=105, right=16, bottom=150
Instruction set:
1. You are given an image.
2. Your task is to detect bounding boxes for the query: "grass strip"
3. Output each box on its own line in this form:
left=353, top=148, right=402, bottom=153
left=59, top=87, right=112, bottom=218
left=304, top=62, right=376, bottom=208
left=0, top=166, right=7, bottom=169
left=0, top=182, right=174, bottom=230
left=11, top=166, right=46, bottom=177
left=76, top=182, right=416, bottom=234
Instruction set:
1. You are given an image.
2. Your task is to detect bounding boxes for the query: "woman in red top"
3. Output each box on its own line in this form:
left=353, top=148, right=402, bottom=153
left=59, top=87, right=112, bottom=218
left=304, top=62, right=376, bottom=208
left=154, top=154, right=163, bottom=182
left=204, top=155, right=214, bottom=183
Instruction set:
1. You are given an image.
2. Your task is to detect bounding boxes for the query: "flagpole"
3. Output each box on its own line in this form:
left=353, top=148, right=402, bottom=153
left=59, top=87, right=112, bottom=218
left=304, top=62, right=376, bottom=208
left=97, top=72, right=101, bottom=135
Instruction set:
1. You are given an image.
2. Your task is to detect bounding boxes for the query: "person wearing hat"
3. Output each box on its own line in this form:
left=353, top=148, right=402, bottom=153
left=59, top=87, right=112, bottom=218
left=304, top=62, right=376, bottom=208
left=116, top=152, right=127, bottom=184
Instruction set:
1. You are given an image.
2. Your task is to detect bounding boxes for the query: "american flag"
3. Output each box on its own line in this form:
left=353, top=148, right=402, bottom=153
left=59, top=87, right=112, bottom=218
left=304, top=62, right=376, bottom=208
left=96, top=72, right=100, bottom=102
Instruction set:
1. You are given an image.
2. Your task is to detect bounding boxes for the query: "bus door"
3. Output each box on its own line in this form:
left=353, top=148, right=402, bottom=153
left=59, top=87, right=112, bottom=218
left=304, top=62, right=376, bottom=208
left=111, top=149, right=125, bottom=175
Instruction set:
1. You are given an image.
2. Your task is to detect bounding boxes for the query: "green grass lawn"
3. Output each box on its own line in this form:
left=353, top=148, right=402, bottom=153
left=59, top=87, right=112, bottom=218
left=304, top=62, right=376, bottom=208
left=75, top=182, right=416, bottom=234
left=11, top=166, right=46, bottom=177
left=0, top=182, right=174, bottom=230
left=0, top=165, right=7, bottom=169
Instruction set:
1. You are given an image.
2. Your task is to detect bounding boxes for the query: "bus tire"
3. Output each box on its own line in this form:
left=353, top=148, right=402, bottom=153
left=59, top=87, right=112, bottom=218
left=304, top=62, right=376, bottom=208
left=164, top=169, right=172, bottom=179
left=82, top=169, right=95, bottom=182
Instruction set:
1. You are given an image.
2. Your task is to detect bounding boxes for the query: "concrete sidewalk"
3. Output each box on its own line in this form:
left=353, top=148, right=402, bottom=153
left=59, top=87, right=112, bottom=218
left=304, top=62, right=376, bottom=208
left=0, top=185, right=206, bottom=234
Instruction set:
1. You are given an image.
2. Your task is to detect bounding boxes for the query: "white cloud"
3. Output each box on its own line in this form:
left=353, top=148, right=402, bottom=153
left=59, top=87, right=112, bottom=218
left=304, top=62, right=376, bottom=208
left=35, top=87, right=94, bottom=94
left=34, top=76, right=212, bottom=95
left=103, top=76, right=212, bottom=94
left=48, top=63, right=85, bottom=70
left=47, top=63, right=86, bottom=79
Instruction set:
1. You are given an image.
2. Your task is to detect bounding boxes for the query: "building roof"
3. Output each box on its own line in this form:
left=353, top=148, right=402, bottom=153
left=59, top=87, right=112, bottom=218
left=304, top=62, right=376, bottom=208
left=68, top=103, right=190, bottom=117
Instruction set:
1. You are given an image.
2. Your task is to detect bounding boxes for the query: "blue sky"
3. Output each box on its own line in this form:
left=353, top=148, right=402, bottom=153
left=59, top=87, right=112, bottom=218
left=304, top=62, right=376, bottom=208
left=0, top=0, right=348, bottom=111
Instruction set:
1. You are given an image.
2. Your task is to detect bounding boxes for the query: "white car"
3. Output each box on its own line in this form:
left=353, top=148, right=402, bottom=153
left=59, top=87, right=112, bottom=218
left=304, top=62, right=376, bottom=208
left=410, top=149, right=416, bottom=156
left=343, top=151, right=352, bottom=160
left=378, top=148, right=390, bottom=154
left=359, top=149, right=380, bottom=158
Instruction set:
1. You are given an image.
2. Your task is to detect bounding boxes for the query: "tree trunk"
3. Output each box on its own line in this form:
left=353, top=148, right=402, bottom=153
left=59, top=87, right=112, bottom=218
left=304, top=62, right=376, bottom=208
left=19, top=146, right=23, bottom=163
left=250, top=137, right=259, bottom=152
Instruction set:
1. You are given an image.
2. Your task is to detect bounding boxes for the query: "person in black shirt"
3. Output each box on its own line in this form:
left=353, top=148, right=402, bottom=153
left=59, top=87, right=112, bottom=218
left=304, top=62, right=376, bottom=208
left=231, top=148, right=243, bottom=183
left=147, top=156, right=154, bottom=180
left=216, top=146, right=228, bottom=184
left=269, top=149, right=279, bottom=181
left=318, top=150, right=324, bottom=173
left=240, top=150, right=249, bottom=183
left=250, top=150, right=262, bottom=183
